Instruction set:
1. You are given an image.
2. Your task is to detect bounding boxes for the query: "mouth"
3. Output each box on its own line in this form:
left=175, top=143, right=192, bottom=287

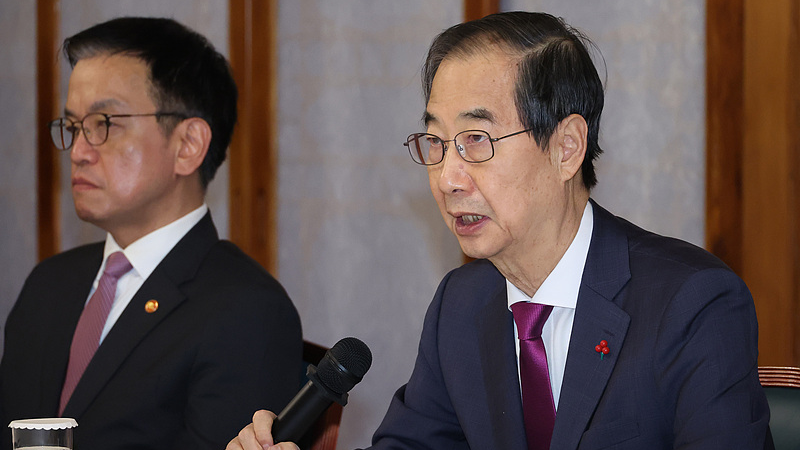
left=458, top=214, right=485, bottom=226
left=452, top=212, right=489, bottom=235
left=71, top=176, right=97, bottom=190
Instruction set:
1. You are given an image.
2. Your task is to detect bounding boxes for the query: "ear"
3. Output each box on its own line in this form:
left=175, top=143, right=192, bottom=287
left=173, top=118, right=211, bottom=177
left=554, top=114, right=587, bottom=183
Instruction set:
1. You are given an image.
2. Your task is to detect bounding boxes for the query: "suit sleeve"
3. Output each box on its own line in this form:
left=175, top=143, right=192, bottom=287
left=368, top=271, right=471, bottom=450
left=653, top=268, right=770, bottom=449
left=172, top=283, right=302, bottom=450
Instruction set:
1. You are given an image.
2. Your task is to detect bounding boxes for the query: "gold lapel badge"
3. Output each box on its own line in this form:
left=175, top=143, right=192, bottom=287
left=145, top=300, right=159, bottom=313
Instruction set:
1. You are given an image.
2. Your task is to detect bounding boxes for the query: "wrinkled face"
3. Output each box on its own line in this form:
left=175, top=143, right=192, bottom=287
left=425, top=48, right=567, bottom=264
left=67, top=54, right=180, bottom=238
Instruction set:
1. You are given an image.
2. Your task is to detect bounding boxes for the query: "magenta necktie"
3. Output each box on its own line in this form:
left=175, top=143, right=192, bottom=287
left=59, top=251, right=132, bottom=415
left=511, top=302, right=555, bottom=450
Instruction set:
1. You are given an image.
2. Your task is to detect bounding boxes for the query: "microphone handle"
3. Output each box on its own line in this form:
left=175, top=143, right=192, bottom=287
left=272, top=380, right=334, bottom=443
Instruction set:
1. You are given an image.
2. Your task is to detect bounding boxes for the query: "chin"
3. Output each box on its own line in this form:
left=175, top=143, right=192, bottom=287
left=74, top=208, right=92, bottom=222
left=73, top=207, right=105, bottom=227
left=457, top=241, right=493, bottom=261
left=456, top=233, right=511, bottom=262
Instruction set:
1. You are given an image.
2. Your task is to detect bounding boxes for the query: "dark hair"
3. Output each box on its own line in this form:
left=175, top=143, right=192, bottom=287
left=63, top=17, right=237, bottom=188
left=422, top=12, right=604, bottom=189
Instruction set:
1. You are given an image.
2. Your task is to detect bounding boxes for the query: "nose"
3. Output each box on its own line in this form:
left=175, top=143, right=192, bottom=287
left=70, top=128, right=98, bottom=166
left=433, top=144, right=472, bottom=195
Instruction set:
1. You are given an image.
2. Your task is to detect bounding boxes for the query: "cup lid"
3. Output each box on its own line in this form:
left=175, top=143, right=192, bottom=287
left=8, top=418, right=78, bottom=430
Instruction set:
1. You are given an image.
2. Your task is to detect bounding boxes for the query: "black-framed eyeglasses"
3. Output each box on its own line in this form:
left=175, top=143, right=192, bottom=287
left=48, top=112, right=188, bottom=151
left=403, top=128, right=533, bottom=165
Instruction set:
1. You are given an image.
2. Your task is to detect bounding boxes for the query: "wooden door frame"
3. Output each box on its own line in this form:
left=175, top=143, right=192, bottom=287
left=706, top=0, right=800, bottom=365
left=36, top=0, right=61, bottom=260
left=228, top=0, right=280, bottom=274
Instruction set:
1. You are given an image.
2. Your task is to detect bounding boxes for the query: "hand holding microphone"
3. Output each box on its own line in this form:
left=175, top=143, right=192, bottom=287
left=227, top=337, right=372, bottom=450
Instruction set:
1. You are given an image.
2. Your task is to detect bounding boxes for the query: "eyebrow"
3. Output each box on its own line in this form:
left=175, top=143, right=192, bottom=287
left=422, top=111, right=436, bottom=126
left=422, top=107, right=497, bottom=128
left=64, top=98, right=126, bottom=118
left=461, top=107, right=495, bottom=123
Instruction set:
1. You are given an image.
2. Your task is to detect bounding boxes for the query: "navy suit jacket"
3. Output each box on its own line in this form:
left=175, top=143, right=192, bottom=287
left=370, top=200, right=770, bottom=449
left=0, top=213, right=302, bottom=450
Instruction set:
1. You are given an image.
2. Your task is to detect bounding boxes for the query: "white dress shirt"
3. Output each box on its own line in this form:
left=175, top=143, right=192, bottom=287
left=507, top=201, right=593, bottom=410
left=86, top=204, right=209, bottom=343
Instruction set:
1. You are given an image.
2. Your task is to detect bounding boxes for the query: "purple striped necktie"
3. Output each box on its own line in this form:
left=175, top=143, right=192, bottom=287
left=511, top=302, right=555, bottom=450
left=59, top=251, right=132, bottom=415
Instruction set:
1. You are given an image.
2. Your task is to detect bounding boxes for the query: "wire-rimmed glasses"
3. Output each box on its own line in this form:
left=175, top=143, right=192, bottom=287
left=403, top=128, right=533, bottom=165
left=48, top=112, right=187, bottom=151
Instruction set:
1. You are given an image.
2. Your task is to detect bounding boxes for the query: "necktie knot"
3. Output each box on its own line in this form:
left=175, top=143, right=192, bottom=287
left=104, top=251, right=132, bottom=279
left=511, top=302, right=553, bottom=340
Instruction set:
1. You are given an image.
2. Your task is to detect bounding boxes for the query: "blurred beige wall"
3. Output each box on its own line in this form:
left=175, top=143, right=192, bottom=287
left=0, top=1, right=37, bottom=349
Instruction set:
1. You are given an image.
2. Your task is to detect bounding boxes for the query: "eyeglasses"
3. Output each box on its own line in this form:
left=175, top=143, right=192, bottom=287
left=403, top=128, right=533, bottom=165
left=48, top=112, right=187, bottom=151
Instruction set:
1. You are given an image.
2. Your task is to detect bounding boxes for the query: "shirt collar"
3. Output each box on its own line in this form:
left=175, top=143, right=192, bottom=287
left=102, top=204, right=209, bottom=280
left=507, top=201, right=594, bottom=309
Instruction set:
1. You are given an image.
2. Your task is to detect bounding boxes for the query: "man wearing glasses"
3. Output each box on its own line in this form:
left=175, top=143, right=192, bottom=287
left=229, top=11, right=771, bottom=450
left=0, top=17, right=302, bottom=450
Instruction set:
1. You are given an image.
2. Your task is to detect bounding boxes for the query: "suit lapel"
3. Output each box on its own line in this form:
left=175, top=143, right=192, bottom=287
left=62, top=214, right=219, bottom=418
left=550, top=201, right=632, bottom=450
left=476, top=276, right=529, bottom=450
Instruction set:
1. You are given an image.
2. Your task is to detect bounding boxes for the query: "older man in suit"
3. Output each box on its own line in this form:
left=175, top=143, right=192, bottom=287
left=228, top=11, right=771, bottom=450
left=0, top=17, right=302, bottom=450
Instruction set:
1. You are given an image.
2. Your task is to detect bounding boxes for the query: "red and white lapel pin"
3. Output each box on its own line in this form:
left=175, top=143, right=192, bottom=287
left=595, top=340, right=610, bottom=360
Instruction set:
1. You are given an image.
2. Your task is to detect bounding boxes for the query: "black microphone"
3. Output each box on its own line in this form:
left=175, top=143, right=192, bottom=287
left=272, top=337, right=372, bottom=443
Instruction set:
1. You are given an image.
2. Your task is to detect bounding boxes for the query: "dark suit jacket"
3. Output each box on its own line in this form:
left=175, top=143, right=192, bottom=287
left=0, top=213, right=302, bottom=450
left=369, top=200, right=771, bottom=450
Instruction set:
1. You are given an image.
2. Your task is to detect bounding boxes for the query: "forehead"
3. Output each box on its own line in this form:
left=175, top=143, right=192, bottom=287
left=426, top=47, right=520, bottom=130
left=66, top=53, right=155, bottom=114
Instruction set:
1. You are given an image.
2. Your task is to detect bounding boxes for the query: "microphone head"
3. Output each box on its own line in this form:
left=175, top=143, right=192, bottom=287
left=316, top=337, right=372, bottom=396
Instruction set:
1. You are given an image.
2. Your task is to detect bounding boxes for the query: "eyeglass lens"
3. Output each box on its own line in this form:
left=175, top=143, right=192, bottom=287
left=406, top=130, right=493, bottom=165
left=49, top=113, right=111, bottom=150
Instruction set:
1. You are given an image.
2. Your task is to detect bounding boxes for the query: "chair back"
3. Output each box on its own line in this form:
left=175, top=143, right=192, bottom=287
left=300, top=340, right=343, bottom=450
left=759, top=366, right=800, bottom=450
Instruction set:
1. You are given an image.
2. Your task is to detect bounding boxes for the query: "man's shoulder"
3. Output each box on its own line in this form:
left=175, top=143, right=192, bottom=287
left=173, top=236, right=299, bottom=320
left=159, top=215, right=285, bottom=294
left=594, top=202, right=731, bottom=275
left=13, top=242, right=104, bottom=316
left=623, top=218, right=728, bottom=275
left=190, top=239, right=292, bottom=303
left=203, top=240, right=276, bottom=278
left=28, top=241, right=105, bottom=277
left=447, top=258, right=503, bottom=284
left=592, top=203, right=751, bottom=317
left=435, top=259, right=505, bottom=308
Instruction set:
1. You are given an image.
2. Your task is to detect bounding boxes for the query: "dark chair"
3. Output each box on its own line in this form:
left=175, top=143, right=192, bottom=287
left=300, top=340, right=343, bottom=450
left=758, top=366, right=800, bottom=450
